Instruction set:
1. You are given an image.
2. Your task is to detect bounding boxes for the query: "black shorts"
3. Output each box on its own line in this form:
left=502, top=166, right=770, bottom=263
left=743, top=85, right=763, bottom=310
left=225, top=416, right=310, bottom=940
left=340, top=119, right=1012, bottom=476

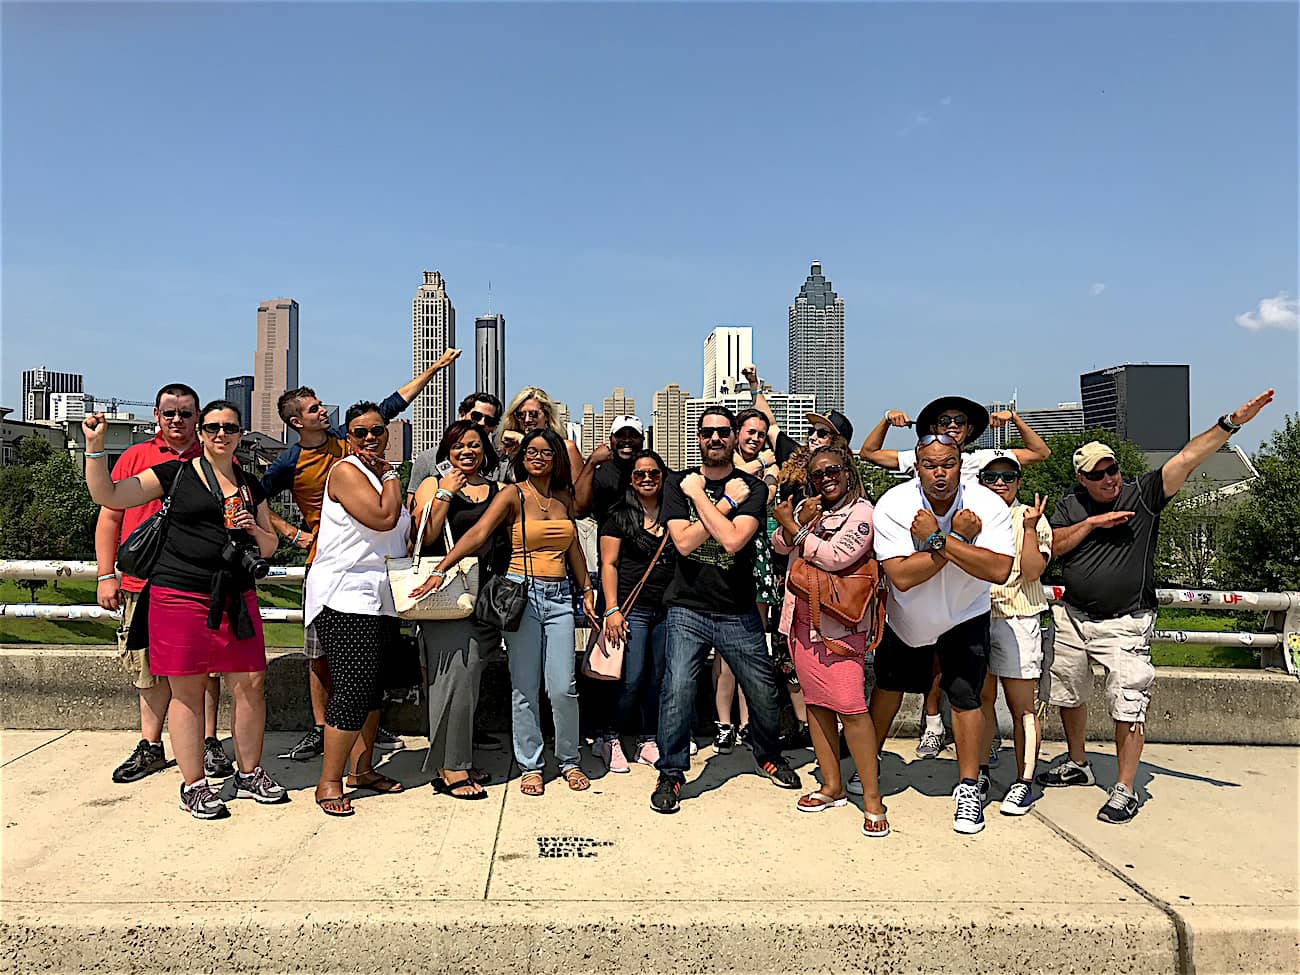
left=873, top=613, right=990, bottom=711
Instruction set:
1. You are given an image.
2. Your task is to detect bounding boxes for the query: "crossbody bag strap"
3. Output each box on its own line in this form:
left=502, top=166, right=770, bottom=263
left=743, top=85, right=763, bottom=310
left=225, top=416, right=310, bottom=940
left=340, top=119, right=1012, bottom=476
left=196, top=456, right=227, bottom=511
left=620, top=529, right=670, bottom=617
left=515, top=486, right=529, bottom=581
left=411, top=499, right=435, bottom=572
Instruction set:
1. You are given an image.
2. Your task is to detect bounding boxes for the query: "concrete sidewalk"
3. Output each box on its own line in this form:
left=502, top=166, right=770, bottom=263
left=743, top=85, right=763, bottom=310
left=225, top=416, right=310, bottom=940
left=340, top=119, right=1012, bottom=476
left=1, top=731, right=1296, bottom=974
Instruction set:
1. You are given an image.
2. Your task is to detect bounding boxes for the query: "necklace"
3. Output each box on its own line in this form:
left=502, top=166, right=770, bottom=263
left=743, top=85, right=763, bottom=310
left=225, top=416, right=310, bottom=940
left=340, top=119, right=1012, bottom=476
left=527, top=481, right=554, bottom=513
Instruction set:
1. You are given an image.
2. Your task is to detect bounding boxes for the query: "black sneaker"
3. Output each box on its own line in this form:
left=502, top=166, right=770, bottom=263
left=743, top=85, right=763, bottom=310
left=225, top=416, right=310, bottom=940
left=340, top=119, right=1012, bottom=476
left=279, top=727, right=324, bottom=762
left=473, top=729, right=504, bottom=752
left=178, top=780, right=230, bottom=820
left=756, top=757, right=801, bottom=789
left=1036, top=760, right=1096, bottom=788
left=1096, top=783, right=1140, bottom=824
left=781, top=721, right=813, bottom=750
left=712, top=722, right=737, bottom=754
left=203, top=737, right=235, bottom=778
left=374, top=727, right=405, bottom=751
left=112, top=739, right=167, bottom=784
left=737, top=724, right=752, bottom=750
left=650, top=773, right=682, bottom=814
left=234, top=766, right=289, bottom=804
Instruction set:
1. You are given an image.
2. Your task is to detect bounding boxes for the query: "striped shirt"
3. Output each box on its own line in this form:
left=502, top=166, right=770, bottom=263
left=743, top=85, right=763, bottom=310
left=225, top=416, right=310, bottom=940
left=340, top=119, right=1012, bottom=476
left=990, top=502, right=1052, bottom=619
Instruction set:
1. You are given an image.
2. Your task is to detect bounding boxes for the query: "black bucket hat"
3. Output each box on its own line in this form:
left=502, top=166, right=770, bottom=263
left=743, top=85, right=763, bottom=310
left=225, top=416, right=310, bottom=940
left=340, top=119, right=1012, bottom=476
left=915, top=396, right=989, bottom=446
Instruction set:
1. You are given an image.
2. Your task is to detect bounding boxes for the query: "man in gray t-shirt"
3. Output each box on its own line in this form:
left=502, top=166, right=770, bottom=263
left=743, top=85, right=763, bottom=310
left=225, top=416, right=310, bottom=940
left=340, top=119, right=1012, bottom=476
left=406, top=392, right=503, bottom=507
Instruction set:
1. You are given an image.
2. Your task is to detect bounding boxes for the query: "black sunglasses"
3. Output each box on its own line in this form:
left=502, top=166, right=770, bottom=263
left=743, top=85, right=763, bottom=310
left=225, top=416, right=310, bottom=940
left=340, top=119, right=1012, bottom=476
left=980, top=470, right=1021, bottom=485
left=1081, top=462, right=1121, bottom=482
left=631, top=469, right=662, bottom=481
left=808, top=426, right=834, bottom=440
left=304, top=403, right=324, bottom=414
left=935, top=413, right=969, bottom=427
left=917, top=433, right=960, bottom=447
left=469, top=409, right=499, bottom=429
left=201, top=422, right=241, bottom=435
left=698, top=425, right=733, bottom=440
left=808, top=464, right=845, bottom=483
left=160, top=409, right=195, bottom=420
left=349, top=425, right=388, bottom=439
left=515, top=408, right=543, bottom=420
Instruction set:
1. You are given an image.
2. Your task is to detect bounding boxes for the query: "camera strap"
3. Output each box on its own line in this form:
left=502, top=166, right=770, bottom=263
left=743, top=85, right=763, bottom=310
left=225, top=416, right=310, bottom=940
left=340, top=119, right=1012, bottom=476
left=197, top=456, right=231, bottom=515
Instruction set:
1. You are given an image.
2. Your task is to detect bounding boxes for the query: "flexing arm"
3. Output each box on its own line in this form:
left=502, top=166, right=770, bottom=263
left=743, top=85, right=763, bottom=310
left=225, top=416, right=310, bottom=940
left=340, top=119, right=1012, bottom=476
left=85, top=462, right=164, bottom=510
left=328, top=462, right=405, bottom=532
left=395, top=348, right=460, bottom=405
left=573, top=444, right=610, bottom=517
left=880, top=552, right=947, bottom=591
left=857, top=411, right=909, bottom=469
left=1162, top=389, right=1274, bottom=498
left=997, top=412, right=1050, bottom=465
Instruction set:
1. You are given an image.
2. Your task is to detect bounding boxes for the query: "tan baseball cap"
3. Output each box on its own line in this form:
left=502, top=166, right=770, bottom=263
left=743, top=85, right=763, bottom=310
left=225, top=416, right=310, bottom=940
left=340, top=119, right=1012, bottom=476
left=1073, top=441, right=1117, bottom=473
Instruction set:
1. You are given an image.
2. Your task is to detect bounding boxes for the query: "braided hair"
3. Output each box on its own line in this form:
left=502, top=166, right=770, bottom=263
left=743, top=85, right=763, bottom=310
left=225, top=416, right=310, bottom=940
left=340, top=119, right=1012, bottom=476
left=806, top=441, right=865, bottom=509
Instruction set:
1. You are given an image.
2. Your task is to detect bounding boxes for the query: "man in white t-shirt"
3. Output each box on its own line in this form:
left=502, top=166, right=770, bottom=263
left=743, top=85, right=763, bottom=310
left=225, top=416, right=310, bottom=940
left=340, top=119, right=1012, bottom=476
left=869, top=434, right=1016, bottom=835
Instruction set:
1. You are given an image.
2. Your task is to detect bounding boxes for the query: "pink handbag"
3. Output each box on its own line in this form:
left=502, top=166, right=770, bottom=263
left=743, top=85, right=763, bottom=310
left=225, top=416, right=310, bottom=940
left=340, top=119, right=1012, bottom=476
left=582, top=531, right=670, bottom=681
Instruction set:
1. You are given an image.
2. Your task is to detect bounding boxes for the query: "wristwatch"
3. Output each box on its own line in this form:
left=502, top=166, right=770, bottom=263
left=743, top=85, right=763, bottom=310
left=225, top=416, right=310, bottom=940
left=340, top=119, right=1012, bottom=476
left=1217, top=413, right=1242, bottom=434
left=925, top=530, right=947, bottom=553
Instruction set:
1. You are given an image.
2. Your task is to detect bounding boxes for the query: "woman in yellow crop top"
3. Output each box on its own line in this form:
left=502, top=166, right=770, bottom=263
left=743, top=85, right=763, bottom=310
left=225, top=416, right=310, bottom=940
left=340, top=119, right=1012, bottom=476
left=417, top=428, right=596, bottom=797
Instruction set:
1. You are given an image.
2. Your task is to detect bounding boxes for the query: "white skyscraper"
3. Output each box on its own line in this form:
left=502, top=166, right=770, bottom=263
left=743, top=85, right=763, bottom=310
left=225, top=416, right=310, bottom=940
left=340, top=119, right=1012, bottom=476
left=411, top=271, right=456, bottom=455
left=703, top=326, right=753, bottom=400
left=788, top=262, right=844, bottom=413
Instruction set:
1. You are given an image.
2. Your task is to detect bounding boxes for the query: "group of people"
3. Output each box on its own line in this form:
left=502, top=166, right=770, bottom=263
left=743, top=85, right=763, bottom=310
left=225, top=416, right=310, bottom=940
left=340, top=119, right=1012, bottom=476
left=83, top=356, right=1274, bottom=835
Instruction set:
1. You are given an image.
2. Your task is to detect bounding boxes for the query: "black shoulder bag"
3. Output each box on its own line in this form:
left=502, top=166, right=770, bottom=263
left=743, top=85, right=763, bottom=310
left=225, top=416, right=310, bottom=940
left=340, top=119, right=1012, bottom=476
left=115, top=462, right=184, bottom=579
left=474, top=486, right=530, bottom=632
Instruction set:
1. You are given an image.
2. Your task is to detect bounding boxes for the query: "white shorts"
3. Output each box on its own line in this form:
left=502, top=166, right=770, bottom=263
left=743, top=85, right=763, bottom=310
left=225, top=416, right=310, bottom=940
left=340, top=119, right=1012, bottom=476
left=989, top=615, right=1044, bottom=680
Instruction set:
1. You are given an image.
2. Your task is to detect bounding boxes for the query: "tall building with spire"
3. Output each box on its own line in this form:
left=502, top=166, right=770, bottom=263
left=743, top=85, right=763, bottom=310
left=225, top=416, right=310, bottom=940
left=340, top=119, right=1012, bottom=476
left=411, top=271, right=456, bottom=455
left=475, top=313, right=505, bottom=405
left=252, top=299, right=299, bottom=439
left=788, top=261, right=844, bottom=413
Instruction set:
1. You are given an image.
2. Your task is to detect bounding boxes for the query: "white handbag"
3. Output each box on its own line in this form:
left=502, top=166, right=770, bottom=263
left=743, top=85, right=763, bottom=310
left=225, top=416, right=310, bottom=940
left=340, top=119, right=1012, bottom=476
left=388, top=499, right=479, bottom=621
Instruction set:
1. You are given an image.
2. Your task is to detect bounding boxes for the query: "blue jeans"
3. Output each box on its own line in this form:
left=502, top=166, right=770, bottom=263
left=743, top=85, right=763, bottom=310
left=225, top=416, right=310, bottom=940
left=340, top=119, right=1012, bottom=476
left=503, top=576, right=579, bottom=774
left=656, top=606, right=783, bottom=779
left=595, top=605, right=668, bottom=742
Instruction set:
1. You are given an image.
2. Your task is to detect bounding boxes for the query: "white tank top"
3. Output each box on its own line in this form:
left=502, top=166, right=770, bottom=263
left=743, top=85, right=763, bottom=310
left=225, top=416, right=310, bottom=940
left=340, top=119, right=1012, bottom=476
left=304, top=456, right=412, bottom=624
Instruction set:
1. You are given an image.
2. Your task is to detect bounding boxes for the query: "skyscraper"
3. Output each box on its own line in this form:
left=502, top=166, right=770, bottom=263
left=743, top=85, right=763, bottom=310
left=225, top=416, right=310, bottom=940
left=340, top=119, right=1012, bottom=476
left=251, top=299, right=299, bottom=439
left=703, top=326, right=753, bottom=399
left=788, top=261, right=845, bottom=413
left=411, top=271, right=456, bottom=456
left=1080, top=364, right=1190, bottom=450
left=652, top=382, right=691, bottom=471
left=580, top=387, right=636, bottom=453
left=975, top=400, right=1084, bottom=450
left=225, top=376, right=255, bottom=431
left=22, top=366, right=83, bottom=422
left=475, top=313, right=506, bottom=405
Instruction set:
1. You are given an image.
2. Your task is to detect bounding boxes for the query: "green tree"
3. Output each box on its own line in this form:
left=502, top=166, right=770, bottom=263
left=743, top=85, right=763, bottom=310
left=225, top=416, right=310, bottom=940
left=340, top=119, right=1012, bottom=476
left=1219, top=414, right=1300, bottom=592
left=1155, top=495, right=1232, bottom=588
left=1016, top=428, right=1148, bottom=517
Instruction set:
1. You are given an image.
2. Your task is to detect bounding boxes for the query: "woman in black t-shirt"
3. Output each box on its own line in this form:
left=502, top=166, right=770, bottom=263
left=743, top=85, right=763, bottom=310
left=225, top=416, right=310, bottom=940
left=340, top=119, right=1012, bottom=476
left=83, top=401, right=285, bottom=821
left=412, top=420, right=508, bottom=800
left=592, top=450, right=677, bottom=771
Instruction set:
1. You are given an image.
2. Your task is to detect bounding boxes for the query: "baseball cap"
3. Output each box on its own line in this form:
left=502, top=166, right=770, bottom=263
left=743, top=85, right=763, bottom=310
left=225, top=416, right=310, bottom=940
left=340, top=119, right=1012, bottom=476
left=1072, top=441, right=1117, bottom=473
left=610, top=414, right=644, bottom=436
left=979, top=451, right=1021, bottom=473
left=805, top=409, right=854, bottom=443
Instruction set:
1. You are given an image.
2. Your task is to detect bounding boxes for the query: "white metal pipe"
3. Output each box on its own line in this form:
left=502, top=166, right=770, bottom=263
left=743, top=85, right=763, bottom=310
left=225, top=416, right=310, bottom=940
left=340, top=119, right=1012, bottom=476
left=0, top=604, right=304, bottom=623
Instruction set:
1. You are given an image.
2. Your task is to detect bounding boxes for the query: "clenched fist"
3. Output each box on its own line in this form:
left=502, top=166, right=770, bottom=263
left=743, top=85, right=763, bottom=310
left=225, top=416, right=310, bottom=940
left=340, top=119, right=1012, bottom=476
left=952, top=509, right=983, bottom=540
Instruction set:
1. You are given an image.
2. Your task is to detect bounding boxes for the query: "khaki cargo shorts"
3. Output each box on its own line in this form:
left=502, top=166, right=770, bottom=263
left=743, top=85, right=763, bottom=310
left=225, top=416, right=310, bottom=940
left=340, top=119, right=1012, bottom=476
left=116, top=590, right=163, bottom=690
left=1048, top=603, right=1155, bottom=725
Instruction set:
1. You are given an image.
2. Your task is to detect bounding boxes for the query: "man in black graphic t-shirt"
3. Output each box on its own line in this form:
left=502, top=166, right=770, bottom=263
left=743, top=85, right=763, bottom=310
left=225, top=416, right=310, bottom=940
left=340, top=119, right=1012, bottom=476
left=649, top=406, right=801, bottom=813
left=1038, top=388, right=1274, bottom=825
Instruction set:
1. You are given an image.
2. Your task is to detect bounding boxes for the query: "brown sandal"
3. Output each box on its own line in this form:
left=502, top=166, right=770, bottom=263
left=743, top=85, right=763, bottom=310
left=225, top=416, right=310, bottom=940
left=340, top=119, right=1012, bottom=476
left=315, top=788, right=354, bottom=817
left=347, top=771, right=404, bottom=795
left=563, top=768, right=591, bottom=792
left=520, top=772, right=544, bottom=797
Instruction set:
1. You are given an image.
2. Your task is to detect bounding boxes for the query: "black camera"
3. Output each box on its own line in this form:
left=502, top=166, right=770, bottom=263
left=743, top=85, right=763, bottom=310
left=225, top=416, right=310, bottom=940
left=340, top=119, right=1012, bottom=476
left=222, top=535, right=270, bottom=579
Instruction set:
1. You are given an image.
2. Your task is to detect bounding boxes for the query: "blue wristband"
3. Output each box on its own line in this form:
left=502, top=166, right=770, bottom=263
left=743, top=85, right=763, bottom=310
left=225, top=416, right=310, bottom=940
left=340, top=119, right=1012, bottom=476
left=949, top=531, right=970, bottom=544
left=723, top=495, right=738, bottom=511
left=603, top=606, right=622, bottom=619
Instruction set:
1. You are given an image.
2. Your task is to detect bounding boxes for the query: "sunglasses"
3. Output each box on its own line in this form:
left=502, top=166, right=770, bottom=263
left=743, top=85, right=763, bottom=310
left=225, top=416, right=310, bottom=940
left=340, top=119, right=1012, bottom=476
left=631, top=469, right=662, bottom=482
left=980, top=470, right=1021, bottom=485
left=936, top=414, right=969, bottom=427
left=808, top=464, right=845, bottom=483
left=515, top=408, right=543, bottom=420
left=917, top=433, right=960, bottom=447
left=698, top=425, right=733, bottom=440
left=1081, top=462, right=1121, bottom=482
left=349, top=425, right=387, bottom=439
left=304, top=403, right=324, bottom=415
left=159, top=409, right=195, bottom=420
left=524, top=447, right=555, bottom=459
left=808, top=426, right=834, bottom=439
left=469, top=409, right=499, bottom=429
left=201, top=422, right=241, bottom=436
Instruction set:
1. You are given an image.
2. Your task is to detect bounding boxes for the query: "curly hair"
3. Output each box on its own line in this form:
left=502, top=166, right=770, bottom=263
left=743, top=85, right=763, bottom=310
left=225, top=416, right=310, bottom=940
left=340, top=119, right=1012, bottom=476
left=778, top=434, right=850, bottom=491
left=806, top=441, right=865, bottom=508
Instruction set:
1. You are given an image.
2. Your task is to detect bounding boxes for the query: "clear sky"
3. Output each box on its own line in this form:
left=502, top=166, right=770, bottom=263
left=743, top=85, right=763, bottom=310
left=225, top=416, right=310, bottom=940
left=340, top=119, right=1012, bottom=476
left=3, top=1, right=1296, bottom=450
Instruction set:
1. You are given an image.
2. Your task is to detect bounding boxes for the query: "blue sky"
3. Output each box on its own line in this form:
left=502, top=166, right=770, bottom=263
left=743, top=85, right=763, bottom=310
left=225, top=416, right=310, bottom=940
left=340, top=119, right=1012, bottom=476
left=3, top=1, right=1296, bottom=449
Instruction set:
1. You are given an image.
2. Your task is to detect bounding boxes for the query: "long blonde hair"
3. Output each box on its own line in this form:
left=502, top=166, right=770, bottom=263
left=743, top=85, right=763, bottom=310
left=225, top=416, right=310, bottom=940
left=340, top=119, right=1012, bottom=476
left=501, top=386, right=567, bottom=442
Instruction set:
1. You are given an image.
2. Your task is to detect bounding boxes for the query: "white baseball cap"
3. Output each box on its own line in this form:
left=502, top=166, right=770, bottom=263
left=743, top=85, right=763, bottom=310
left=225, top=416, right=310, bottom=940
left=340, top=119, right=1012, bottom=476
left=610, top=414, right=644, bottom=436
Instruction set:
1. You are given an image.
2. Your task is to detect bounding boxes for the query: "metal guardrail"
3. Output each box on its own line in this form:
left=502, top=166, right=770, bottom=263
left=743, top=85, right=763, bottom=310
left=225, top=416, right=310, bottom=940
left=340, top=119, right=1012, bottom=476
left=1, top=561, right=1297, bottom=674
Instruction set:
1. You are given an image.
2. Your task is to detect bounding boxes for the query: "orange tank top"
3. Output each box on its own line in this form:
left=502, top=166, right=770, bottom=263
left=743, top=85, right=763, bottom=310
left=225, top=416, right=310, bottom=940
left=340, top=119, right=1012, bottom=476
left=509, top=519, right=576, bottom=580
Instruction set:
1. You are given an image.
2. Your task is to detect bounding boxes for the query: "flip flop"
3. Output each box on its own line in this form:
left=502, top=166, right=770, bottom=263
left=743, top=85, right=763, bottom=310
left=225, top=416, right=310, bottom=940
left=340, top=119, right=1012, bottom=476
left=797, top=790, right=848, bottom=813
left=347, top=771, right=404, bottom=795
left=316, top=794, right=354, bottom=817
left=432, top=776, right=489, bottom=801
left=862, top=807, right=891, bottom=838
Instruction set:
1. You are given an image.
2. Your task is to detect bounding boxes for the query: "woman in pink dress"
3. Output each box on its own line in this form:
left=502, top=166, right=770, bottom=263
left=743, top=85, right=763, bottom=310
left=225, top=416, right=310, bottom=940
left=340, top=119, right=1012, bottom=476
left=772, top=443, right=889, bottom=838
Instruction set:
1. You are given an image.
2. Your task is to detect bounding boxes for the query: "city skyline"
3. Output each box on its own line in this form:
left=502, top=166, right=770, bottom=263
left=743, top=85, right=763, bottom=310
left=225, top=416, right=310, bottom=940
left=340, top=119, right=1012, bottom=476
left=2, top=4, right=1294, bottom=448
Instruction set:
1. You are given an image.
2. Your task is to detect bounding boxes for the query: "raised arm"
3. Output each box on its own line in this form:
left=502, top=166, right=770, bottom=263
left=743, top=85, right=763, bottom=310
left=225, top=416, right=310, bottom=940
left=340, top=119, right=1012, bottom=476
left=573, top=444, right=611, bottom=517
left=742, top=366, right=777, bottom=430
left=82, top=419, right=165, bottom=510
left=395, top=348, right=461, bottom=405
left=1162, top=389, right=1274, bottom=498
left=990, top=411, right=1050, bottom=465
left=858, top=410, right=910, bottom=470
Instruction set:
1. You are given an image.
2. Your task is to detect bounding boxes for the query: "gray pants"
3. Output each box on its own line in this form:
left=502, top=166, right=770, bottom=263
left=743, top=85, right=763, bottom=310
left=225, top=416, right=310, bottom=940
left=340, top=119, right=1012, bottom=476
left=419, top=615, right=501, bottom=772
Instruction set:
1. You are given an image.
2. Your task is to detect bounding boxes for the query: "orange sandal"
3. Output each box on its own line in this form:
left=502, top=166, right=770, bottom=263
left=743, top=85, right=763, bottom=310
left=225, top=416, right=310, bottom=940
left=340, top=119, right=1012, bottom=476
left=520, top=772, right=545, bottom=797
left=563, top=768, right=590, bottom=792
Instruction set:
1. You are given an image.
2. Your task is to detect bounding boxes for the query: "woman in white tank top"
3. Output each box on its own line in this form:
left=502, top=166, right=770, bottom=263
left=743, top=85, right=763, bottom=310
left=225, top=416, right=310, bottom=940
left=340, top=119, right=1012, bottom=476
left=304, top=404, right=412, bottom=818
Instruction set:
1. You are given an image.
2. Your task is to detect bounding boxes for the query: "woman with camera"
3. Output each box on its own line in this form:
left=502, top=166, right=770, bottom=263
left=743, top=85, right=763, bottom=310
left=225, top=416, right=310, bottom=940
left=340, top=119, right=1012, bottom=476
left=83, top=402, right=285, bottom=820
left=412, top=419, right=507, bottom=800
left=412, top=428, right=596, bottom=797
left=304, top=403, right=413, bottom=817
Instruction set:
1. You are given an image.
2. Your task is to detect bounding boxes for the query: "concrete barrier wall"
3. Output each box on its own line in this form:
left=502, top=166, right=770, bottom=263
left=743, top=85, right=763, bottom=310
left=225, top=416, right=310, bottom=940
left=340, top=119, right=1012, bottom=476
left=3, top=645, right=1297, bottom=744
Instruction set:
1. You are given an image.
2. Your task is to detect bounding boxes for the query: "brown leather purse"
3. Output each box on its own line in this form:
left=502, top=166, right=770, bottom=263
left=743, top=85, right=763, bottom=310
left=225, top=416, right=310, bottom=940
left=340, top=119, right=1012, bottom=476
left=786, top=543, right=887, bottom=659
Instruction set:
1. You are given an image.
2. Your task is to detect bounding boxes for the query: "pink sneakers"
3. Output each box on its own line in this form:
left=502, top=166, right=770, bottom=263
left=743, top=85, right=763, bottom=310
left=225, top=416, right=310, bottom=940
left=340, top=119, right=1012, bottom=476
left=596, top=737, right=630, bottom=773
left=635, top=740, right=660, bottom=767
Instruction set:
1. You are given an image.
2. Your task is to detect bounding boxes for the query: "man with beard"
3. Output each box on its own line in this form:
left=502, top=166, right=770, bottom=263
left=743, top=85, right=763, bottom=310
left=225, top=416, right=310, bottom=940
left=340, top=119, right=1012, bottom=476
left=869, top=434, right=1015, bottom=834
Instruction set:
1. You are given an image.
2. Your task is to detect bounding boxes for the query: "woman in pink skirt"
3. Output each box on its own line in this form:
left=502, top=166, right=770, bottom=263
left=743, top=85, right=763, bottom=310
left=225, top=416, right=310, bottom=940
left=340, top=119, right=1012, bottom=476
left=772, top=443, right=889, bottom=838
left=83, top=401, right=286, bottom=820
